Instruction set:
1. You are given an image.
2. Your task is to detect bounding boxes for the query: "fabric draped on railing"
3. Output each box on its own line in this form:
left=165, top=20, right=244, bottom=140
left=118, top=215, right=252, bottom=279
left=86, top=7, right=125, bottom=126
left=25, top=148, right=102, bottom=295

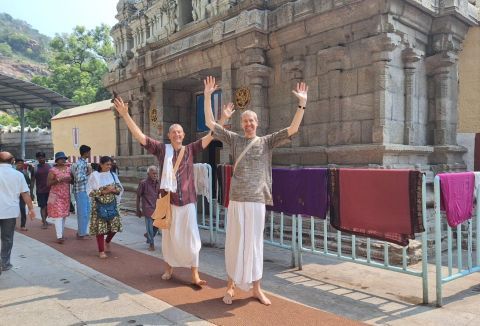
left=438, top=172, right=475, bottom=228
left=267, top=168, right=328, bottom=219
left=329, top=169, right=424, bottom=246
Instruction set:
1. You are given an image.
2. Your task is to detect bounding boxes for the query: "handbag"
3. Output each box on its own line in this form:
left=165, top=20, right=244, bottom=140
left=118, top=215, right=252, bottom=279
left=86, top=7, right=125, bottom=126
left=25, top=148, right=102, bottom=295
left=96, top=171, right=119, bottom=221
left=152, top=146, right=185, bottom=229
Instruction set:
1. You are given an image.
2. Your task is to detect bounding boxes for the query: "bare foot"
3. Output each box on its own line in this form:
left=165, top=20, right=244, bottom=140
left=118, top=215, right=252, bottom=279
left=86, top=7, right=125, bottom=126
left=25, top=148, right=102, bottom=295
left=192, top=276, right=207, bottom=286
left=99, top=252, right=108, bottom=259
left=223, top=287, right=235, bottom=305
left=105, top=242, right=111, bottom=253
left=161, top=267, right=173, bottom=280
left=253, top=289, right=271, bottom=306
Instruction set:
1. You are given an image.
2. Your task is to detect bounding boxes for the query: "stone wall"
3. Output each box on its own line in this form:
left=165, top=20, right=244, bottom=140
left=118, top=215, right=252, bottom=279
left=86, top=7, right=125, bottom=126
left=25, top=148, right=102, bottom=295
left=105, top=0, right=479, bottom=183
left=0, top=127, right=53, bottom=159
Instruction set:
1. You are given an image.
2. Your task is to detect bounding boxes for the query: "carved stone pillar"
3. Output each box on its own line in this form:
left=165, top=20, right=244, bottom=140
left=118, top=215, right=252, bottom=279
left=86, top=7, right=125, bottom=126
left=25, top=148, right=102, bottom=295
left=370, top=34, right=400, bottom=144
left=153, top=83, right=164, bottom=141
left=142, top=95, right=151, bottom=141
left=402, top=47, right=421, bottom=145
left=281, top=56, right=305, bottom=147
left=240, top=48, right=271, bottom=136
left=425, top=52, right=457, bottom=146
left=317, top=46, right=344, bottom=146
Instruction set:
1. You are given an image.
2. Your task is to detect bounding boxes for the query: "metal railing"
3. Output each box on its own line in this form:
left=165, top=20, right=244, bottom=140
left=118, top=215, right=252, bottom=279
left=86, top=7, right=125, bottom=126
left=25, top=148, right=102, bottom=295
left=295, top=174, right=429, bottom=304
left=434, top=175, right=480, bottom=307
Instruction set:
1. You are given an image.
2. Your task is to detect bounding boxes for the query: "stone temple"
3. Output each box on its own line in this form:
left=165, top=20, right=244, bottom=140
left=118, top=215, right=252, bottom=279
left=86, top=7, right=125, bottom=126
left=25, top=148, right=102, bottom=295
left=104, top=0, right=480, bottom=183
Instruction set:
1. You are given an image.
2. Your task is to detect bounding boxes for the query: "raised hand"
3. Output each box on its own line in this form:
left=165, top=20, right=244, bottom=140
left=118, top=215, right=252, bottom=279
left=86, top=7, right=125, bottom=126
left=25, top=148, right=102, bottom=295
left=222, top=102, right=235, bottom=120
left=292, top=82, right=308, bottom=107
left=203, top=76, right=219, bottom=97
left=114, top=97, right=129, bottom=117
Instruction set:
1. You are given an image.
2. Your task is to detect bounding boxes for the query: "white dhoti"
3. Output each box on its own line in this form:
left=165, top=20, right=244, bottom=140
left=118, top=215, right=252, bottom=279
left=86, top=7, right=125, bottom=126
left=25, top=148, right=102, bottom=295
left=225, top=201, right=266, bottom=291
left=162, top=203, right=201, bottom=268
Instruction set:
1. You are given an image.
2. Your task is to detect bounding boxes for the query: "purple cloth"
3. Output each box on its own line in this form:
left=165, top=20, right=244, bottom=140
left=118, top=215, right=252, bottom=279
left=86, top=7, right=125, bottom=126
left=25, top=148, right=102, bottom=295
left=35, top=163, right=51, bottom=194
left=267, top=168, right=328, bottom=219
left=137, top=178, right=161, bottom=217
left=439, top=172, right=475, bottom=228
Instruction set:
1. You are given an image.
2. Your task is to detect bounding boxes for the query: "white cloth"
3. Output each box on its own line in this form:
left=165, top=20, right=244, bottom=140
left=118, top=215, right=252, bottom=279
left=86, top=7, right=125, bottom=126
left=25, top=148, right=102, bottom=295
left=87, top=171, right=124, bottom=203
left=51, top=217, right=66, bottom=239
left=474, top=172, right=480, bottom=197
left=0, top=164, right=30, bottom=219
left=160, top=144, right=177, bottom=192
left=194, top=163, right=210, bottom=202
left=225, top=201, right=266, bottom=291
left=161, top=203, right=201, bottom=268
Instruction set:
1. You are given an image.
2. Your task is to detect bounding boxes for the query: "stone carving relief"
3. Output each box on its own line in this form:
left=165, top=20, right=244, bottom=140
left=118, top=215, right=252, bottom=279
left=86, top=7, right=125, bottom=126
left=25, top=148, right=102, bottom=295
left=193, top=0, right=210, bottom=21
left=160, top=0, right=178, bottom=34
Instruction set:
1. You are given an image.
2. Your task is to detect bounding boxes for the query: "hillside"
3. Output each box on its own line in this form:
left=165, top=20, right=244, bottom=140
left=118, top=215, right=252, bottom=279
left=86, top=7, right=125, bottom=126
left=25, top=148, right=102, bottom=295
left=0, top=12, right=50, bottom=80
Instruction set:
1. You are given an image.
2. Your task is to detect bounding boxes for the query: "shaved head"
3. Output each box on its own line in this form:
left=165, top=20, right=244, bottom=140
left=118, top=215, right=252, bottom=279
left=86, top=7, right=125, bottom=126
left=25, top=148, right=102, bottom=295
left=0, top=151, right=14, bottom=163
left=168, top=123, right=184, bottom=133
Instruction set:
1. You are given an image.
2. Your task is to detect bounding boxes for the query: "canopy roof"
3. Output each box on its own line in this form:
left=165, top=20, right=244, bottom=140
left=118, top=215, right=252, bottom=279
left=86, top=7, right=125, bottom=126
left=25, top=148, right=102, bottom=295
left=0, top=72, right=76, bottom=111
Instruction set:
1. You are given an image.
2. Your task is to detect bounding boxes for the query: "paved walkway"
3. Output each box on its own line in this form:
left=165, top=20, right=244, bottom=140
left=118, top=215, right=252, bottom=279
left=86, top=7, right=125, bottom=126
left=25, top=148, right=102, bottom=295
left=1, top=207, right=480, bottom=325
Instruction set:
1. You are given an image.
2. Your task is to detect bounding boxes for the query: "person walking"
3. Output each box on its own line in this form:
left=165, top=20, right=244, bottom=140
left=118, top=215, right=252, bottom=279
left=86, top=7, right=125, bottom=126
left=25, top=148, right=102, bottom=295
left=72, top=145, right=92, bottom=239
left=47, top=152, right=72, bottom=244
left=32, top=152, right=51, bottom=229
left=136, top=166, right=160, bottom=251
left=0, top=152, right=35, bottom=275
left=14, top=158, right=34, bottom=231
left=203, top=76, right=308, bottom=305
left=87, top=156, right=123, bottom=259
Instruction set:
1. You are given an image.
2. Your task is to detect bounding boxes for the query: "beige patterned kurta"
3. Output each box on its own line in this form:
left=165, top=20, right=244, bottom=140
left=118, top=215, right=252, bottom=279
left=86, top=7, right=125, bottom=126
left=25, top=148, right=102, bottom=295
left=88, top=171, right=123, bottom=235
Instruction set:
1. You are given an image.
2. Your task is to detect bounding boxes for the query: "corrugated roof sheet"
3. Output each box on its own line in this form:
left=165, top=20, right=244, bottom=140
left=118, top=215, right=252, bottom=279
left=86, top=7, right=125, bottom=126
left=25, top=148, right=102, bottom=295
left=0, top=73, right=76, bottom=110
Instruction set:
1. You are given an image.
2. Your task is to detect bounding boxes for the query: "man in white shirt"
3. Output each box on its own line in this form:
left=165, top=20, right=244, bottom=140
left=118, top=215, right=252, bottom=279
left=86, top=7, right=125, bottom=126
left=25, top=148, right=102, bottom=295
left=0, top=152, right=35, bottom=274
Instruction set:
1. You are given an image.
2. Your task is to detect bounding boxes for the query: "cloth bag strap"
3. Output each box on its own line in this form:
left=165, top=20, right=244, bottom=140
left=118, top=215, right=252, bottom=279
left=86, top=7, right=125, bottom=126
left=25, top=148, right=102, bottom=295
left=173, top=146, right=185, bottom=175
left=233, top=137, right=259, bottom=174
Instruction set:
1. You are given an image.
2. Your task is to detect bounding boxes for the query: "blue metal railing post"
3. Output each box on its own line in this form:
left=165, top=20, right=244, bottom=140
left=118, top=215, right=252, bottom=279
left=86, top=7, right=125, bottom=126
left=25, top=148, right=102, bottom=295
left=298, top=215, right=303, bottom=270
left=434, top=176, right=443, bottom=307
left=421, top=174, right=428, bottom=304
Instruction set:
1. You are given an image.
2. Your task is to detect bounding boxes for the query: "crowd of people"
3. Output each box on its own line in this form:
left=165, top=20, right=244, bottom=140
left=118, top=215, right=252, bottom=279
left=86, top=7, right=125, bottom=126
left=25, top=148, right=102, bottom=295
left=0, top=76, right=308, bottom=306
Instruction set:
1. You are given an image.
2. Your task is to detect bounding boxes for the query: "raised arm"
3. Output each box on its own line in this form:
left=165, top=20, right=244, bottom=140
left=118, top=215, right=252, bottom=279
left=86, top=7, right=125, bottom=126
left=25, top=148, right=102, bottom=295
left=287, top=82, right=309, bottom=136
left=114, top=97, right=147, bottom=146
left=203, top=76, right=219, bottom=131
left=201, top=102, right=235, bottom=149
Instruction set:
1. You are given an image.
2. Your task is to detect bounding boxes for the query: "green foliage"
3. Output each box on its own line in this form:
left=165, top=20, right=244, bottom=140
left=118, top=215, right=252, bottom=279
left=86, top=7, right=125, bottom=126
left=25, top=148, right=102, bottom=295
left=32, top=24, right=114, bottom=105
left=25, top=109, right=54, bottom=129
left=0, top=42, right=12, bottom=57
left=0, top=13, right=50, bottom=62
left=0, top=113, right=19, bottom=126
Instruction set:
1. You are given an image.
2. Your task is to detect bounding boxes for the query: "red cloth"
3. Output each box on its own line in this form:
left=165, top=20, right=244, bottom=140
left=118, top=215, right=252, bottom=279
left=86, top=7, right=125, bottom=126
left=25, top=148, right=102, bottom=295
left=96, top=232, right=116, bottom=252
left=329, top=169, right=424, bottom=246
left=438, top=172, right=475, bottom=228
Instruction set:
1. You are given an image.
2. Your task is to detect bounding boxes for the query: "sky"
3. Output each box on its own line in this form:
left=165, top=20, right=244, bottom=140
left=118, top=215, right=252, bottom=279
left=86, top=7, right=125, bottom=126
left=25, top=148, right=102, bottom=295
left=0, top=0, right=119, bottom=37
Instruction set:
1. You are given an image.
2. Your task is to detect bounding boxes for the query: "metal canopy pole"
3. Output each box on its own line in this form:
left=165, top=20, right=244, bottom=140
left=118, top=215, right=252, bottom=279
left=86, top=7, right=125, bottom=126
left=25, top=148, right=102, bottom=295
left=20, top=106, right=26, bottom=159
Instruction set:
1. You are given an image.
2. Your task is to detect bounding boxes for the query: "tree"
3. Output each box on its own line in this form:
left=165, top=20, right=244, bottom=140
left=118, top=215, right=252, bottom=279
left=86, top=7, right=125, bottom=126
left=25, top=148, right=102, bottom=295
left=0, top=112, right=19, bottom=126
left=32, top=24, right=114, bottom=106
left=25, top=109, right=54, bottom=129
left=0, top=42, right=13, bottom=57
